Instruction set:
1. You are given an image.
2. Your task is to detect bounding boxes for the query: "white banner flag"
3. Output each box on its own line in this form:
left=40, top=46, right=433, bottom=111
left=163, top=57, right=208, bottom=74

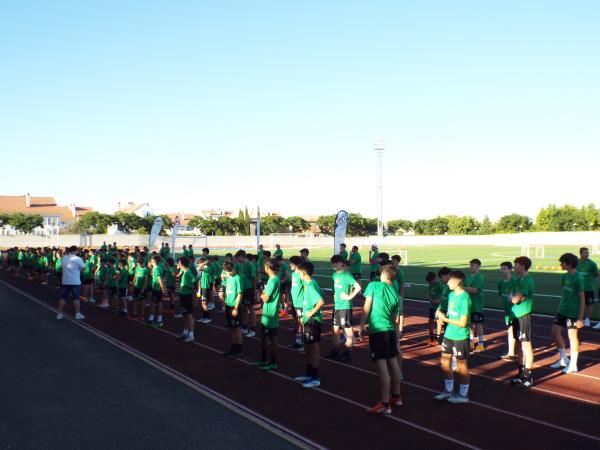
left=256, top=206, right=261, bottom=251
left=333, top=210, right=348, bottom=255
left=149, top=216, right=163, bottom=249
left=172, top=216, right=180, bottom=258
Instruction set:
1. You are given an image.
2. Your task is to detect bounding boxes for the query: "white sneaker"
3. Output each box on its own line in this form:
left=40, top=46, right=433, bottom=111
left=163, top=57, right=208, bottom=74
left=56, top=313, right=64, bottom=320
left=246, top=330, right=256, bottom=338
left=584, top=318, right=591, bottom=327
left=41, top=282, right=48, bottom=285
left=302, top=378, right=320, bottom=388
left=207, top=303, right=215, bottom=310
left=89, top=298, right=96, bottom=303
left=446, top=394, right=469, bottom=404
left=241, top=328, right=249, bottom=335
left=550, top=359, right=569, bottom=369
left=434, top=391, right=453, bottom=401
left=184, top=335, right=195, bottom=343
left=593, top=322, right=600, bottom=330
left=562, top=365, right=578, bottom=374
left=75, top=313, right=85, bottom=320
left=294, top=375, right=311, bottom=383
left=174, top=313, right=183, bottom=319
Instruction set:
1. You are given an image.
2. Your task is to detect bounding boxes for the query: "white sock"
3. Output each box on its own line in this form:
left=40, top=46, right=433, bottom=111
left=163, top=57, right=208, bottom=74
left=188, top=331, right=194, bottom=338
left=444, top=378, right=454, bottom=393
left=558, top=348, right=568, bottom=361
left=149, top=314, right=154, bottom=321
left=570, top=351, right=579, bottom=367
left=459, top=384, right=469, bottom=397
left=157, top=315, right=162, bottom=322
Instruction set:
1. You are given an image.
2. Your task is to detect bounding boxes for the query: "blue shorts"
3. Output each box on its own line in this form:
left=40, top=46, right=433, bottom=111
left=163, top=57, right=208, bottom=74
left=60, top=285, right=81, bottom=301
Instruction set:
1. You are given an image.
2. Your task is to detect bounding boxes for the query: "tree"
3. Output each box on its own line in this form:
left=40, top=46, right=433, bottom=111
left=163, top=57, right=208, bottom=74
left=260, top=215, right=288, bottom=235
left=496, top=214, right=532, bottom=233
left=8, top=213, right=44, bottom=234
left=426, top=216, right=449, bottom=235
left=479, top=215, right=495, bottom=235
left=72, top=211, right=113, bottom=234
left=346, top=214, right=377, bottom=236
left=386, top=219, right=413, bottom=235
left=579, top=204, right=600, bottom=231
left=536, top=204, right=583, bottom=231
left=138, top=215, right=173, bottom=235
left=446, top=215, right=480, bottom=235
left=412, top=219, right=428, bottom=235
left=0, top=213, right=10, bottom=228
left=111, top=212, right=141, bottom=233
left=285, top=216, right=310, bottom=233
left=188, top=217, right=218, bottom=235
left=316, top=215, right=335, bottom=235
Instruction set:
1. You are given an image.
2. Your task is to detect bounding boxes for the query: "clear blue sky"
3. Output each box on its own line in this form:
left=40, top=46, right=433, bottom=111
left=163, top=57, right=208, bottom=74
left=1, top=1, right=599, bottom=220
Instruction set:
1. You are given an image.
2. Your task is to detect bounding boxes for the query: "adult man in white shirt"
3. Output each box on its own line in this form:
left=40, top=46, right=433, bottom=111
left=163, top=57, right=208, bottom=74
left=57, top=246, right=86, bottom=320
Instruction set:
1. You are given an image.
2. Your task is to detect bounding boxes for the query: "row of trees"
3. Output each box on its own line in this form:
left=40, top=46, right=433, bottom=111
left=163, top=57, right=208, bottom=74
left=0, top=213, right=45, bottom=233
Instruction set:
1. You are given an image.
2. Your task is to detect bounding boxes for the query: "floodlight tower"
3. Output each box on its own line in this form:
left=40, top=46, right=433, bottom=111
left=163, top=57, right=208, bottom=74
left=374, top=139, right=385, bottom=238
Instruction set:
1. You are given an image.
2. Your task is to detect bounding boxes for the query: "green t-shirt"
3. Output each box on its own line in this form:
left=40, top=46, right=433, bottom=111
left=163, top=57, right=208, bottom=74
left=332, top=271, right=357, bottom=310
left=273, top=249, right=283, bottom=259
left=179, top=269, right=195, bottom=295
left=395, top=267, right=405, bottom=297
left=439, top=283, right=450, bottom=311
left=558, top=272, right=584, bottom=319
left=512, top=274, right=535, bottom=318
left=370, top=251, right=380, bottom=272
left=134, top=266, right=149, bottom=289
left=340, top=249, right=349, bottom=261
left=465, top=272, right=484, bottom=313
left=350, top=252, right=361, bottom=274
left=55, top=257, right=62, bottom=272
left=301, top=279, right=323, bottom=324
left=151, top=266, right=163, bottom=291
left=444, top=290, right=471, bottom=341
left=235, top=261, right=253, bottom=290
left=225, top=274, right=242, bottom=307
left=81, top=260, right=94, bottom=280
left=428, top=281, right=443, bottom=309
left=107, top=267, right=118, bottom=288
left=118, top=267, right=128, bottom=289
left=278, top=262, right=291, bottom=283
left=95, top=265, right=108, bottom=285
left=200, top=265, right=211, bottom=289
left=498, top=277, right=517, bottom=323
left=577, top=258, right=598, bottom=292
left=290, top=270, right=304, bottom=308
left=261, top=276, right=281, bottom=328
left=364, top=281, right=400, bottom=334
left=165, top=266, right=176, bottom=288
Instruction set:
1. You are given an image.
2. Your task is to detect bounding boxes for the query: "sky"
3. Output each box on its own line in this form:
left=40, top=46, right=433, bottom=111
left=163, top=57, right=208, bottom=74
left=1, top=1, right=599, bottom=222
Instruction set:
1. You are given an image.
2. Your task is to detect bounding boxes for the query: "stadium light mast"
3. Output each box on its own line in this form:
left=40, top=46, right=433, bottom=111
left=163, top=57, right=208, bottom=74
left=374, top=139, right=385, bottom=238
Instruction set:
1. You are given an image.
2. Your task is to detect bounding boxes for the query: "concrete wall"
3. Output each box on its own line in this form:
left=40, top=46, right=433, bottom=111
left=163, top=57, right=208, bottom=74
left=1, top=231, right=600, bottom=250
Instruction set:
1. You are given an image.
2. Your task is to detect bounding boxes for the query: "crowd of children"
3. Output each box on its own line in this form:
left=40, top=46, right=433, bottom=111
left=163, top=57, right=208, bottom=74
left=0, top=242, right=597, bottom=414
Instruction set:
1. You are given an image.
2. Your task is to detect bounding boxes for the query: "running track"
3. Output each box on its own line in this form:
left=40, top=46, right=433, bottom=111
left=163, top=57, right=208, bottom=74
left=2, top=272, right=599, bottom=450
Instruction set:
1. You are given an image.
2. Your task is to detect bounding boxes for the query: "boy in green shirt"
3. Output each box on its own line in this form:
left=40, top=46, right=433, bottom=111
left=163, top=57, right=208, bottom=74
left=176, top=257, right=196, bottom=343
left=129, top=258, right=149, bottom=320
left=106, top=258, right=119, bottom=312
left=235, top=250, right=257, bottom=337
left=509, top=256, right=536, bottom=388
left=339, top=243, right=349, bottom=261
left=325, top=255, right=362, bottom=361
left=550, top=253, right=585, bottom=374
left=464, top=258, right=485, bottom=352
left=289, top=256, right=305, bottom=349
left=222, top=261, right=243, bottom=358
left=359, top=265, right=402, bottom=415
left=196, top=257, right=212, bottom=323
left=435, top=270, right=472, bottom=404
left=426, top=271, right=443, bottom=345
left=577, top=247, right=599, bottom=328
left=273, top=244, right=283, bottom=259
left=349, top=246, right=362, bottom=282
left=435, top=267, right=452, bottom=344
left=276, top=256, right=291, bottom=317
left=293, top=261, right=324, bottom=389
left=369, top=244, right=381, bottom=281
left=497, top=262, right=517, bottom=361
left=95, top=258, right=110, bottom=309
left=254, top=259, right=281, bottom=371
left=117, top=259, right=129, bottom=316
left=148, top=256, right=165, bottom=327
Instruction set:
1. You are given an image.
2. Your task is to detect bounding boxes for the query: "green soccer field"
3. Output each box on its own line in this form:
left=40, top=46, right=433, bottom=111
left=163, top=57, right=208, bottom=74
left=192, top=244, right=600, bottom=319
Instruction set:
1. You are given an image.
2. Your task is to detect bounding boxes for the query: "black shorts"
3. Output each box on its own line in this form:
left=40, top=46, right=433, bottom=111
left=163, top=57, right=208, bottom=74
left=199, top=288, right=210, bottom=302
left=96, top=283, right=105, bottom=290
left=369, top=331, right=399, bottom=361
left=119, top=287, right=127, bottom=297
left=242, top=288, right=255, bottom=306
left=352, top=273, right=361, bottom=281
left=166, top=286, right=175, bottom=295
left=471, top=312, right=485, bottom=324
left=511, top=314, right=532, bottom=342
left=262, top=325, right=278, bottom=337
left=333, top=309, right=353, bottom=328
left=303, top=318, right=321, bottom=343
left=82, top=278, right=93, bottom=285
left=108, top=286, right=118, bottom=296
left=428, top=307, right=437, bottom=320
left=584, top=291, right=595, bottom=305
left=257, top=280, right=265, bottom=291
left=218, top=284, right=226, bottom=295
left=151, top=290, right=162, bottom=303
left=553, top=314, right=578, bottom=329
left=180, top=293, right=194, bottom=315
left=133, top=288, right=147, bottom=300
left=369, top=271, right=378, bottom=281
left=441, top=337, right=469, bottom=360
left=280, top=281, right=291, bottom=294
left=128, top=274, right=134, bottom=283
left=225, top=305, right=240, bottom=328
left=214, top=277, right=221, bottom=287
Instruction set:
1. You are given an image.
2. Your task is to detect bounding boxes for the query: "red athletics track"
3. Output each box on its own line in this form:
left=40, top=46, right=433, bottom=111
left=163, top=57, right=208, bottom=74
left=2, top=273, right=599, bottom=450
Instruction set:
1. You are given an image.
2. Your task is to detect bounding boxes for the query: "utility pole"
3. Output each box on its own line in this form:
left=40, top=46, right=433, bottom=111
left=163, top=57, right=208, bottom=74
left=374, top=139, right=385, bottom=238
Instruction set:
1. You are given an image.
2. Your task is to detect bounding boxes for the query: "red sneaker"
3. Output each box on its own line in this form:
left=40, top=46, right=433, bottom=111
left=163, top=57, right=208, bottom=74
left=389, top=395, right=403, bottom=407
left=366, top=402, right=391, bottom=415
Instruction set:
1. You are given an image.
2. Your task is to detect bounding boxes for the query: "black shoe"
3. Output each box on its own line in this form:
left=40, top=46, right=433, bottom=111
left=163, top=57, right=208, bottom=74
left=324, top=349, right=339, bottom=359
left=518, top=377, right=534, bottom=389
left=337, top=350, right=351, bottom=362
left=499, top=354, right=518, bottom=361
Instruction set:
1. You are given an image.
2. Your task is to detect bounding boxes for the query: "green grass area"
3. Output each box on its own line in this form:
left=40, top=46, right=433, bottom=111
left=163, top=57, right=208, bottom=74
left=198, top=245, right=600, bottom=319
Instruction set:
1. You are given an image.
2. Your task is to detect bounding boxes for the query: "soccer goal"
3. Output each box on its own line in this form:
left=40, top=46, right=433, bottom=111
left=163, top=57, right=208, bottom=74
left=592, top=245, right=600, bottom=256
left=174, top=235, right=208, bottom=252
left=520, top=245, right=545, bottom=259
left=398, top=249, right=409, bottom=266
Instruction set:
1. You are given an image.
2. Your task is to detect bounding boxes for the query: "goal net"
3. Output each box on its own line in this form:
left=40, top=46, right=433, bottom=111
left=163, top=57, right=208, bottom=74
left=173, top=235, right=208, bottom=253
left=520, top=245, right=545, bottom=259
left=592, top=245, right=600, bottom=256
